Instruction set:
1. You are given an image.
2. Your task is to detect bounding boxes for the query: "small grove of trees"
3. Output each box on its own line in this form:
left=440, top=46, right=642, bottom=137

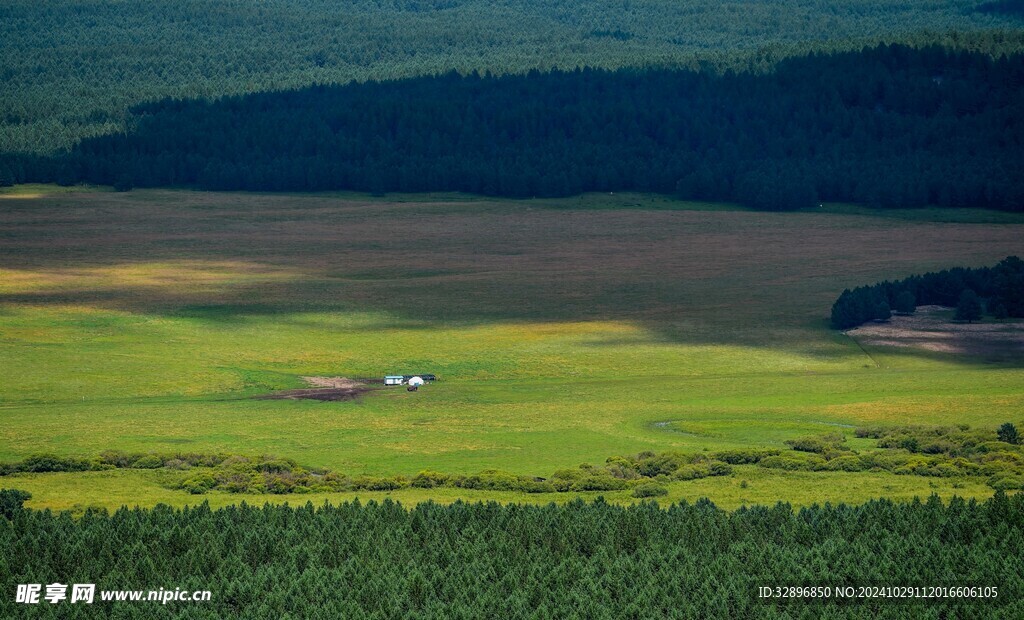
left=830, top=256, right=1024, bottom=329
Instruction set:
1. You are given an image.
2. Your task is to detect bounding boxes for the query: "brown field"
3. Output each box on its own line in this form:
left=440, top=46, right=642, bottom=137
left=3, top=189, right=1023, bottom=348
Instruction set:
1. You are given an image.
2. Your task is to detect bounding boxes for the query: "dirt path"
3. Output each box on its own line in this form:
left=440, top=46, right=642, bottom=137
left=256, top=377, right=372, bottom=401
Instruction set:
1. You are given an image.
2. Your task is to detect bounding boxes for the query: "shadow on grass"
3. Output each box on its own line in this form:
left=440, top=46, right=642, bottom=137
left=1, top=189, right=1023, bottom=365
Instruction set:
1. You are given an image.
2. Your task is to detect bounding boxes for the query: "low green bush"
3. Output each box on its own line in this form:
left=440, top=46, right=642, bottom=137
left=632, top=483, right=668, bottom=498
left=411, top=470, right=449, bottom=488
left=181, top=472, right=216, bottom=495
left=18, top=454, right=92, bottom=473
left=132, top=455, right=164, bottom=469
left=711, top=449, right=780, bottom=464
left=759, top=452, right=828, bottom=471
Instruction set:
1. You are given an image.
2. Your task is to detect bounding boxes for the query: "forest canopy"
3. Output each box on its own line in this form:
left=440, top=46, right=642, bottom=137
left=2, top=0, right=1024, bottom=154
left=1, top=493, right=1022, bottom=618
left=11, top=44, right=1023, bottom=211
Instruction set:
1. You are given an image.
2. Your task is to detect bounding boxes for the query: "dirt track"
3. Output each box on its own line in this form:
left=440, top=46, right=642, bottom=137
left=256, top=377, right=372, bottom=401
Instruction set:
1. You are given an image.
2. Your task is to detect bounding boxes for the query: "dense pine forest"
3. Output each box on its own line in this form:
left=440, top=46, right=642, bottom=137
left=2, top=0, right=1023, bottom=155
left=1, top=492, right=1022, bottom=618
left=9, top=44, right=1021, bottom=210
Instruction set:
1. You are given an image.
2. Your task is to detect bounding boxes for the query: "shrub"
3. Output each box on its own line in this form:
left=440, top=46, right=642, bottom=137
left=855, top=427, right=886, bottom=439
left=164, top=458, right=190, bottom=470
left=411, top=470, right=450, bottom=488
left=18, top=454, right=91, bottom=473
left=264, top=473, right=303, bottom=494
left=673, top=465, right=711, bottom=481
left=988, top=475, right=1024, bottom=491
left=569, top=476, right=629, bottom=492
left=99, top=450, right=134, bottom=468
left=825, top=455, right=870, bottom=472
left=632, top=483, right=668, bottom=498
left=132, top=455, right=164, bottom=469
left=358, top=476, right=408, bottom=491
left=711, top=449, right=780, bottom=464
left=219, top=455, right=253, bottom=470
left=181, top=473, right=216, bottom=495
left=636, top=453, right=689, bottom=477
left=785, top=433, right=847, bottom=455
left=520, top=480, right=557, bottom=493
left=458, top=470, right=523, bottom=491
left=759, top=453, right=827, bottom=471
left=707, top=462, right=732, bottom=477
left=218, top=470, right=263, bottom=493
left=255, top=458, right=299, bottom=474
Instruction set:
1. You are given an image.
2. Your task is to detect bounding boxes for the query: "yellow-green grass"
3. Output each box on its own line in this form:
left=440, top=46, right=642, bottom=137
left=1, top=187, right=1022, bottom=508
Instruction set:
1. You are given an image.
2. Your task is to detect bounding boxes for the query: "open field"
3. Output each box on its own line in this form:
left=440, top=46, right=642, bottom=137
left=1, top=187, right=1022, bottom=509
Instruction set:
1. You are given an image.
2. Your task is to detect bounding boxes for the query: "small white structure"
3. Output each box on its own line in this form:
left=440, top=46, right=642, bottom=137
left=384, top=375, right=405, bottom=386
left=407, top=376, right=425, bottom=388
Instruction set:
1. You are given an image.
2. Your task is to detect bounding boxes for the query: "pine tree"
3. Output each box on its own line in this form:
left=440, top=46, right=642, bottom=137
left=873, top=300, right=892, bottom=322
left=894, top=290, right=916, bottom=315
left=997, top=422, right=1020, bottom=445
left=954, top=289, right=983, bottom=323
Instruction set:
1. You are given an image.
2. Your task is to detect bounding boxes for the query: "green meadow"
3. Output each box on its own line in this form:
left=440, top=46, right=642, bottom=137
left=1, top=187, right=1022, bottom=511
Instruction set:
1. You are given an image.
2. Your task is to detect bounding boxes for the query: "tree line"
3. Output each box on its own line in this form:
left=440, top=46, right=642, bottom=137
left=6, top=44, right=1021, bottom=211
left=830, top=256, right=1024, bottom=329
left=1, top=490, right=1022, bottom=618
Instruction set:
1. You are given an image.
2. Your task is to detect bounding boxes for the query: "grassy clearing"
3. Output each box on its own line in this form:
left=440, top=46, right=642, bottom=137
left=0, top=188, right=1021, bottom=508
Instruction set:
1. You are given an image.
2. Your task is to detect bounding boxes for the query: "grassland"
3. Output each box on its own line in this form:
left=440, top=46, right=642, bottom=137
left=1, top=187, right=1022, bottom=510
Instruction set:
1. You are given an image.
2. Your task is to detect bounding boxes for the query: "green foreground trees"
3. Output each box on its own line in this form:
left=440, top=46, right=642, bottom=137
left=1, top=493, right=1022, bottom=618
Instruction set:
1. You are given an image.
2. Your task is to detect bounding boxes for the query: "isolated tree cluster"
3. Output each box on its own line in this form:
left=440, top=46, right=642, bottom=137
left=830, top=256, right=1024, bottom=329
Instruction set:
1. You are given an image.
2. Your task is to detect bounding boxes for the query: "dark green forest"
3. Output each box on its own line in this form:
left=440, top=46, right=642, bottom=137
left=1, top=491, right=1022, bottom=618
left=830, top=256, right=1024, bottom=329
left=2, top=0, right=1023, bottom=154
left=7, top=45, right=1023, bottom=211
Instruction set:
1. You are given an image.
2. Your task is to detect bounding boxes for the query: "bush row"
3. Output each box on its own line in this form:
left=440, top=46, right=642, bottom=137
left=759, top=424, right=1024, bottom=490
left=0, top=450, right=740, bottom=496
